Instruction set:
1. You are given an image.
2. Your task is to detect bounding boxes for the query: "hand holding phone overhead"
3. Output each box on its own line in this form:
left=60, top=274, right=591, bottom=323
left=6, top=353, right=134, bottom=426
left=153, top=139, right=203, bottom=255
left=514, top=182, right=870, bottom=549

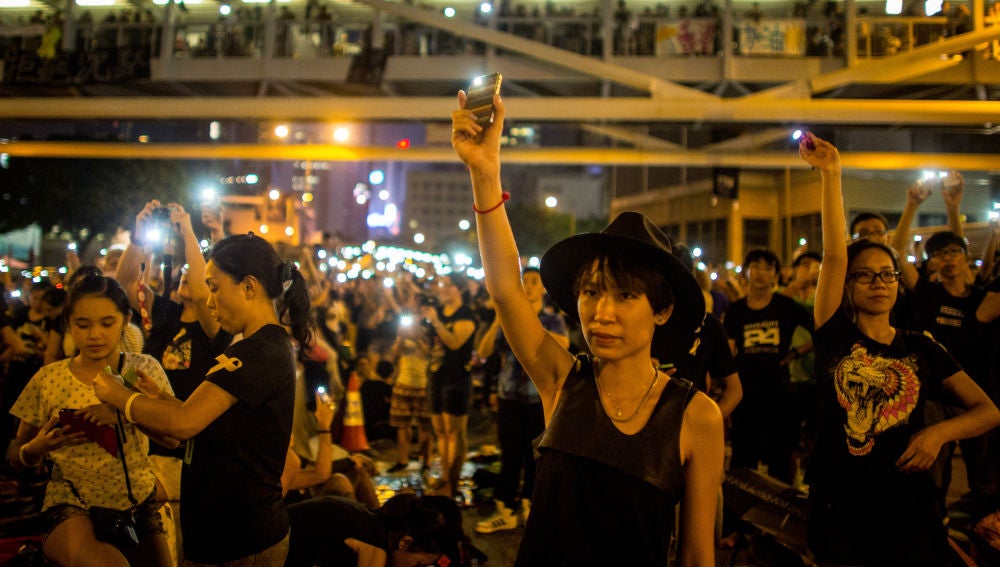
left=465, top=73, right=503, bottom=127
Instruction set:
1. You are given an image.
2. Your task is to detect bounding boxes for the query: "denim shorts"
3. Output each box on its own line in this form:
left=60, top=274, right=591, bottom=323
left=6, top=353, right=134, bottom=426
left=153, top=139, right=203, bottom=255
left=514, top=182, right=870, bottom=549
left=43, top=494, right=165, bottom=548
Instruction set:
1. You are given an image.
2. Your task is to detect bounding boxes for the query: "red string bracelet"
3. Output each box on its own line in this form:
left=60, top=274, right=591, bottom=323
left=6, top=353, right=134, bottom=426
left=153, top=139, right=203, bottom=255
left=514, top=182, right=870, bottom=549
left=472, top=192, right=510, bottom=214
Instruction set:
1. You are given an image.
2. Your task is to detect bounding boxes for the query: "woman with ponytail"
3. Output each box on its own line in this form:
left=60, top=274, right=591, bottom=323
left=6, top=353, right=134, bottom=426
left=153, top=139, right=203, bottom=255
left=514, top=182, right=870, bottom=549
left=94, top=233, right=313, bottom=566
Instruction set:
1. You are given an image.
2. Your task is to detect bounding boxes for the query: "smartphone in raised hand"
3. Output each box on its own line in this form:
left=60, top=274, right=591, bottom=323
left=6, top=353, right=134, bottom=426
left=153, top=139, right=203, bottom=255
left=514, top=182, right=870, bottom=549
left=466, top=73, right=503, bottom=127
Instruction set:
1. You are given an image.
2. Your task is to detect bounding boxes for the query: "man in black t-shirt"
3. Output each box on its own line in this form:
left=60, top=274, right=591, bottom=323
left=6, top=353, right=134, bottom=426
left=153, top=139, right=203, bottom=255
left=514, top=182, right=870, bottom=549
left=901, top=232, right=999, bottom=511
left=724, top=250, right=813, bottom=483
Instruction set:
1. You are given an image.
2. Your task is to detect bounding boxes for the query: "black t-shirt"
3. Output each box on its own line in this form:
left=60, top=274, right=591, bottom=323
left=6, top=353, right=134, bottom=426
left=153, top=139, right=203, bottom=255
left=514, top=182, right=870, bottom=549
left=723, top=293, right=813, bottom=400
left=428, top=303, right=476, bottom=382
left=143, top=295, right=232, bottom=401
left=286, top=496, right=387, bottom=567
left=911, top=278, right=992, bottom=390
left=181, top=324, right=295, bottom=563
left=809, top=310, right=959, bottom=499
left=656, top=314, right=737, bottom=394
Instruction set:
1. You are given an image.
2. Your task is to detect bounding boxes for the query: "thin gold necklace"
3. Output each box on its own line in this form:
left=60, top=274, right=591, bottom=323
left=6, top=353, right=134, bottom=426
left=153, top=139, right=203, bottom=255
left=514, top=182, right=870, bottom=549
left=596, top=362, right=659, bottom=423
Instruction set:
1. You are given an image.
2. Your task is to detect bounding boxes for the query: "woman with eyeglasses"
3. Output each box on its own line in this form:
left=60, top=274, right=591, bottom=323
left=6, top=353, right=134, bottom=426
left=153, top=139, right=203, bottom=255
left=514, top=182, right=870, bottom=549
left=801, top=132, right=1000, bottom=566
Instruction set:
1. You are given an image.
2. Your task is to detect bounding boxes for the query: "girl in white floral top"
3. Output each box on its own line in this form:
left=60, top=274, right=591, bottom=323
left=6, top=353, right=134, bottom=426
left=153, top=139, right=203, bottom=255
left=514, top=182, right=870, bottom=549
left=10, top=274, right=175, bottom=567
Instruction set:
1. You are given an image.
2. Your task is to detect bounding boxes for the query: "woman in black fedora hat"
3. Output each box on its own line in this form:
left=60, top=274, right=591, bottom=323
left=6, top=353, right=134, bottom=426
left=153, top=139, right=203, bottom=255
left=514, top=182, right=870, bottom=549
left=451, top=92, right=723, bottom=565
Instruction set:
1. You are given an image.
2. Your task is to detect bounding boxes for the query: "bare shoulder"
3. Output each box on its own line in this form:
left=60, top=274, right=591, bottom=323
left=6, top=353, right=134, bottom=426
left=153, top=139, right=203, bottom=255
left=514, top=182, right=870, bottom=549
left=682, top=391, right=724, bottom=435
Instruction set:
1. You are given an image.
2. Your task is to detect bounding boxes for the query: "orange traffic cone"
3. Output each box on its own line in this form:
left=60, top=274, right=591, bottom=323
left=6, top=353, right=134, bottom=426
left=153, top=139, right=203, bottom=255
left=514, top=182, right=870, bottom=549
left=340, top=371, right=369, bottom=452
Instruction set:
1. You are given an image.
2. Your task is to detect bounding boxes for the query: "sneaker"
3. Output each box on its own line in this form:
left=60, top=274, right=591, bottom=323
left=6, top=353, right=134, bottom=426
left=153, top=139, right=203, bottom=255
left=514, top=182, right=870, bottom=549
left=519, top=498, right=531, bottom=524
left=475, top=501, right=518, bottom=534
left=387, top=462, right=408, bottom=473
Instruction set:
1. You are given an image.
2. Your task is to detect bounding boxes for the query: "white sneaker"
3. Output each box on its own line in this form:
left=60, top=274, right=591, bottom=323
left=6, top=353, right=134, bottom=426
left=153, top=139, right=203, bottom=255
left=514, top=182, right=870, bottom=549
left=519, top=498, right=531, bottom=524
left=475, top=501, right=518, bottom=534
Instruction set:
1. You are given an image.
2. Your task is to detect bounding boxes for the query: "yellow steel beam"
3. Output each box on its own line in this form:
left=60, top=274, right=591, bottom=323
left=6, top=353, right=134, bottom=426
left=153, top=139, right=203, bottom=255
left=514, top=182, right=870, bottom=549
left=1, top=96, right=998, bottom=125
left=5, top=140, right=1000, bottom=171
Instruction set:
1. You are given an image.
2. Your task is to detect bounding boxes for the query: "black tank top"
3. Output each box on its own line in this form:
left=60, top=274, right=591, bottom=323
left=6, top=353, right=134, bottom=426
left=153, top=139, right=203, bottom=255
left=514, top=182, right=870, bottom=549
left=515, top=355, right=695, bottom=566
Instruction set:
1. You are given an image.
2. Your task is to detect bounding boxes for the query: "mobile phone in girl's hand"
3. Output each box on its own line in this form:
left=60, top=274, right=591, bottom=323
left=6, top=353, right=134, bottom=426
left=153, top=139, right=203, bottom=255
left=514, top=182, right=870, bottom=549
left=466, top=73, right=503, bottom=127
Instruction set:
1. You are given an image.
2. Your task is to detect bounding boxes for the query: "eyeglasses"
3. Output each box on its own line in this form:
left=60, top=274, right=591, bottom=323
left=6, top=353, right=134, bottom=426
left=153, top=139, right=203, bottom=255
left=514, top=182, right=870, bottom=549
left=851, top=230, right=887, bottom=240
left=848, top=270, right=900, bottom=284
left=928, top=247, right=966, bottom=259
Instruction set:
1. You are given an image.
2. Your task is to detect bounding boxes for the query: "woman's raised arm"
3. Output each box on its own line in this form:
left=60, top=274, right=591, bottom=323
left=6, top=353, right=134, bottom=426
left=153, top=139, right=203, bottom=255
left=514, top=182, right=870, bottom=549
left=451, top=93, right=574, bottom=411
left=799, top=132, right=845, bottom=328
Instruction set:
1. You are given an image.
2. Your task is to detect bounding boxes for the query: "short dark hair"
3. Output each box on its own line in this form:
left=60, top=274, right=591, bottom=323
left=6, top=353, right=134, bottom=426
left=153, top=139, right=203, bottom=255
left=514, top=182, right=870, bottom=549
left=849, top=212, right=889, bottom=236
left=924, top=231, right=967, bottom=256
left=792, top=251, right=822, bottom=268
left=443, top=272, right=469, bottom=293
left=381, top=494, right=467, bottom=564
left=742, top=249, right=781, bottom=273
left=375, top=360, right=394, bottom=379
left=572, top=248, right=674, bottom=315
left=30, top=281, right=53, bottom=294
left=42, top=287, right=67, bottom=308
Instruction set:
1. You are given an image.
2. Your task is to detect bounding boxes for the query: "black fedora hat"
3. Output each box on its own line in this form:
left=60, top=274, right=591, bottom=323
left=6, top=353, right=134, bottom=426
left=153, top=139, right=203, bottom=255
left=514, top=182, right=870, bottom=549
left=539, top=211, right=705, bottom=352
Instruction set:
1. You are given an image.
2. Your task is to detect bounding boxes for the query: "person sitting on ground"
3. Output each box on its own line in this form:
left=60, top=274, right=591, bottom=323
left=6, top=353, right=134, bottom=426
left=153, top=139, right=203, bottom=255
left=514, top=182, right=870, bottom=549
left=285, top=493, right=486, bottom=567
left=288, top=361, right=380, bottom=509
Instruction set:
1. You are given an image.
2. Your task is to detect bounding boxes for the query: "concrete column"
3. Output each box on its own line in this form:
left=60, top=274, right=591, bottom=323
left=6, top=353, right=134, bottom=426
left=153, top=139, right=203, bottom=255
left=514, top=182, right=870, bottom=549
left=601, top=0, right=613, bottom=61
left=727, top=199, right=743, bottom=266
left=783, top=167, right=793, bottom=261
left=159, top=0, right=176, bottom=60
left=486, top=4, right=497, bottom=63
left=372, top=6, right=384, bottom=50
left=722, top=0, right=734, bottom=78
left=263, top=0, right=276, bottom=60
left=62, top=0, right=77, bottom=53
left=845, top=0, right=857, bottom=66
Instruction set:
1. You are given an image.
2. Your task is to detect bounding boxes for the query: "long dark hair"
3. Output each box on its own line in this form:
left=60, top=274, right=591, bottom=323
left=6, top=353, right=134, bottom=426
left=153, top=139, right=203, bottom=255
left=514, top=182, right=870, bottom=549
left=208, top=234, right=314, bottom=349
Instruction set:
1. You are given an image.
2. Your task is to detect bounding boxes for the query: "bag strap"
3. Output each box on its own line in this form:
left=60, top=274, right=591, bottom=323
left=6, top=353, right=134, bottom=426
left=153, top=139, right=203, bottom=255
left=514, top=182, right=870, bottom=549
left=113, top=353, right=138, bottom=508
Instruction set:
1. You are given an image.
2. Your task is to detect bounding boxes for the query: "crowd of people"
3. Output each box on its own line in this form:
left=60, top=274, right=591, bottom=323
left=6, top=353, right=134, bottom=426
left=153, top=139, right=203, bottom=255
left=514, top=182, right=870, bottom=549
left=0, top=97, right=999, bottom=567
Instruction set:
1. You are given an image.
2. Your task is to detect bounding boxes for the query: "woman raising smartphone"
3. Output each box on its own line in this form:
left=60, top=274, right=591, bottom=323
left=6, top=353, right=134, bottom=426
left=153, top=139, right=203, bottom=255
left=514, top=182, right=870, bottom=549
left=451, top=92, right=723, bottom=565
left=94, top=234, right=313, bottom=566
left=9, top=274, right=175, bottom=567
left=800, top=132, right=1000, bottom=566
